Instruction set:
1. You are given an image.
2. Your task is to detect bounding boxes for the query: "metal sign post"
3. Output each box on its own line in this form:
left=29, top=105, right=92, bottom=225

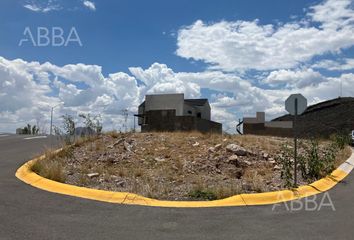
left=293, top=98, right=298, bottom=186
left=285, top=94, right=307, bottom=187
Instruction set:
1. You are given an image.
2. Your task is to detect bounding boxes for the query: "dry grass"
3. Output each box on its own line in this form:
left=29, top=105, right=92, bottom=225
left=243, top=169, right=266, bottom=193
left=78, top=174, right=89, bottom=186
left=236, top=134, right=289, bottom=154
left=117, top=167, right=128, bottom=177
left=32, top=131, right=352, bottom=200
left=335, top=146, right=352, bottom=166
left=107, top=130, right=120, bottom=139
left=73, top=136, right=89, bottom=147
left=31, top=149, right=66, bottom=183
left=213, top=183, right=243, bottom=199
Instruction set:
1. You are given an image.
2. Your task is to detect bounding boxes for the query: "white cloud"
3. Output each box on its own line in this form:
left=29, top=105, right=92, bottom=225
left=264, top=68, right=327, bottom=88
left=176, top=0, right=354, bottom=72
left=23, top=0, right=97, bottom=12
left=129, top=63, right=201, bottom=99
left=23, top=0, right=61, bottom=13
left=4, top=0, right=354, bottom=133
left=0, top=57, right=140, bottom=132
left=210, top=95, right=238, bottom=108
left=209, top=105, right=238, bottom=132
left=312, top=58, right=354, bottom=71
left=308, top=0, right=354, bottom=29
left=83, top=1, right=96, bottom=11
left=1, top=56, right=353, bottom=133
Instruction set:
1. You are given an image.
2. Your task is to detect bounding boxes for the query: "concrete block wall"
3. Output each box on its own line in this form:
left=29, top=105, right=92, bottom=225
left=141, top=109, right=222, bottom=134
left=243, top=112, right=293, bottom=137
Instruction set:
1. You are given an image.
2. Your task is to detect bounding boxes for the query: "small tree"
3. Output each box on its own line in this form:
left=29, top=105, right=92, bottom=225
left=53, top=125, right=62, bottom=136
left=93, top=114, right=103, bottom=134
left=22, top=126, right=29, bottom=134
left=21, top=123, right=36, bottom=134
left=79, top=113, right=94, bottom=132
left=27, top=124, right=32, bottom=134
left=79, top=113, right=103, bottom=135
left=32, top=125, right=39, bottom=135
left=62, top=114, right=75, bottom=144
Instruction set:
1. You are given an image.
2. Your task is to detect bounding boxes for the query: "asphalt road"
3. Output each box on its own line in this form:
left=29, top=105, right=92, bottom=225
left=1, top=134, right=354, bottom=240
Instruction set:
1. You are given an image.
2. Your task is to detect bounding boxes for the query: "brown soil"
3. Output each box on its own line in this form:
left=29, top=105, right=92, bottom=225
left=36, top=132, right=351, bottom=201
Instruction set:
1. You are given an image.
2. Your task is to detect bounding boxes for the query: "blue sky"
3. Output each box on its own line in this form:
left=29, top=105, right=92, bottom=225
left=0, top=0, right=353, bottom=132
left=0, top=0, right=318, bottom=73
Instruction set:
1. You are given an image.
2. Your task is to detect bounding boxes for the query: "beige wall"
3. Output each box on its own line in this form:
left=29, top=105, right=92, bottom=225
left=243, top=112, right=265, bottom=124
left=265, top=121, right=293, bottom=129
left=145, top=93, right=184, bottom=116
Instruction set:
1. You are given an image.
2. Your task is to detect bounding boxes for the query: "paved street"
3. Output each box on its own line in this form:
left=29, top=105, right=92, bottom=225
left=1, top=133, right=353, bottom=240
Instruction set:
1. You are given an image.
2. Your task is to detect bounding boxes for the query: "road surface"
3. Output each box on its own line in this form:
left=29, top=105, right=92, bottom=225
left=0, top=133, right=353, bottom=240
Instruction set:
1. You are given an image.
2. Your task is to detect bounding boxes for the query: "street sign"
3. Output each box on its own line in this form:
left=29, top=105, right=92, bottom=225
left=285, top=93, right=307, bottom=187
left=285, top=94, right=307, bottom=116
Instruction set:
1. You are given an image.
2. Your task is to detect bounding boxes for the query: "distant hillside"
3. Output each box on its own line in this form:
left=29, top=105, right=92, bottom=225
left=272, top=97, right=354, bottom=138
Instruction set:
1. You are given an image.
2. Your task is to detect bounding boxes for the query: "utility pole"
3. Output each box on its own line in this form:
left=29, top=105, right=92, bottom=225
left=122, top=109, right=128, bottom=132
left=50, top=103, right=62, bottom=136
left=50, top=107, right=54, bottom=136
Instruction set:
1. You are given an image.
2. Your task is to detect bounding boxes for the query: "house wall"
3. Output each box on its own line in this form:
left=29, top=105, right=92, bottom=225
left=145, top=94, right=184, bottom=116
left=243, top=112, right=293, bottom=137
left=138, top=103, right=145, bottom=125
left=175, top=116, right=221, bottom=133
left=141, top=109, right=222, bottom=134
left=243, top=112, right=265, bottom=124
left=183, top=103, right=197, bottom=117
left=265, top=121, right=293, bottom=128
left=243, top=123, right=293, bottom=137
left=198, top=103, right=211, bottom=120
left=182, top=102, right=211, bottom=120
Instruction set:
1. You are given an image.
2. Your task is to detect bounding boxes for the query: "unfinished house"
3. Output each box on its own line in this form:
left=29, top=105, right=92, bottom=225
left=136, top=93, right=222, bottom=133
left=243, top=112, right=293, bottom=137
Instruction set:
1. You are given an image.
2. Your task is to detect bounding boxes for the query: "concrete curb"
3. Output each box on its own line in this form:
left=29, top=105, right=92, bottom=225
left=16, top=148, right=354, bottom=208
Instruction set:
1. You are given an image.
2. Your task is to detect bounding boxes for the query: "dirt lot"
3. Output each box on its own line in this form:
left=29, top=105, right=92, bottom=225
left=33, top=132, right=352, bottom=200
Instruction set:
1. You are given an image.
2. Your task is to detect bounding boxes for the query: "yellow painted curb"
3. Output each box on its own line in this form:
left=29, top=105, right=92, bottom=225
left=15, top=149, right=353, bottom=208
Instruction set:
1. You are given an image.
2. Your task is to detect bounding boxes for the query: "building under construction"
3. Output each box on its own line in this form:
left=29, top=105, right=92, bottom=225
left=136, top=93, right=222, bottom=134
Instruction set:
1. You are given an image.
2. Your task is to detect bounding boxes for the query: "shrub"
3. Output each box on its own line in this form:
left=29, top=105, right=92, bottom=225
left=304, top=139, right=323, bottom=180
left=280, top=134, right=350, bottom=186
left=277, top=144, right=294, bottom=188
left=188, top=189, right=217, bottom=200
left=331, top=132, right=351, bottom=150
left=298, top=138, right=341, bottom=181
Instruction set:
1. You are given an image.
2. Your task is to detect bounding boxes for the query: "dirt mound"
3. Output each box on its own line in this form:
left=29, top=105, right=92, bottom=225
left=62, top=132, right=289, bottom=200
left=33, top=132, right=351, bottom=201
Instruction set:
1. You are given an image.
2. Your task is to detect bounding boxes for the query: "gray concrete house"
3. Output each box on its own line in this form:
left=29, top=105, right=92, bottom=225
left=243, top=112, right=293, bottom=137
left=136, top=93, right=221, bottom=133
